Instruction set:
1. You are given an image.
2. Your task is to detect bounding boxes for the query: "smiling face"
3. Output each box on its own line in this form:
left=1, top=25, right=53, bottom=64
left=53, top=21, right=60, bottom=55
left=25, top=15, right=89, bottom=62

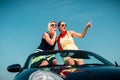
left=58, top=21, right=67, bottom=33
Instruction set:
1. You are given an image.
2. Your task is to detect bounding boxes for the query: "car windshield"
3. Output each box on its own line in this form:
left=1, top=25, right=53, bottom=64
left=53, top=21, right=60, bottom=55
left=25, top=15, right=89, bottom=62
left=24, top=50, right=114, bottom=69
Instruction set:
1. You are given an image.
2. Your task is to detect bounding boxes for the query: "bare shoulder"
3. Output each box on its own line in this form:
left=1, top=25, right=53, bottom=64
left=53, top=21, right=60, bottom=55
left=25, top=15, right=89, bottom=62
left=69, top=30, right=76, bottom=35
left=43, top=32, right=48, bottom=35
left=69, top=30, right=74, bottom=34
left=69, top=30, right=81, bottom=37
left=43, top=32, right=49, bottom=38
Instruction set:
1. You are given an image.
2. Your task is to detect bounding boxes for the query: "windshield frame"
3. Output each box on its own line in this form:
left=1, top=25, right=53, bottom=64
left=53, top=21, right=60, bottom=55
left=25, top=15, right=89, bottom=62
left=23, top=50, right=114, bottom=69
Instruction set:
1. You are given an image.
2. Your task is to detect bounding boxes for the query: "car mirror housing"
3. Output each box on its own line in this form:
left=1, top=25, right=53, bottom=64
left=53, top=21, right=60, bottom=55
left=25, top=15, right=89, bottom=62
left=7, top=64, right=21, bottom=72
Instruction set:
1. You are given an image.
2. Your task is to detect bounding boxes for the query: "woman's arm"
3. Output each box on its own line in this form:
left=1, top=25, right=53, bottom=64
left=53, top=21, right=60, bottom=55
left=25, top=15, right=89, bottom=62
left=43, top=31, right=56, bottom=46
left=70, top=22, right=91, bottom=38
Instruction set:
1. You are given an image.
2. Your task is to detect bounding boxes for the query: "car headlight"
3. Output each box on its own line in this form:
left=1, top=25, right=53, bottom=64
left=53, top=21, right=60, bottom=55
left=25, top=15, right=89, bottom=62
left=29, top=70, right=63, bottom=80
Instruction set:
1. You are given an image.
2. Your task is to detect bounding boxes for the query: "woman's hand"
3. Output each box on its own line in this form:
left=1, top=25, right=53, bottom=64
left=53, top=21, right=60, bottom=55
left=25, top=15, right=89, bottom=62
left=86, top=22, right=92, bottom=28
left=51, top=30, right=56, bottom=36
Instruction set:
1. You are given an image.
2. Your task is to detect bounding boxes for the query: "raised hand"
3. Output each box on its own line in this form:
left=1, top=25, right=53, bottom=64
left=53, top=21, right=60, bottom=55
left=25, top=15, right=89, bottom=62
left=86, top=22, right=92, bottom=28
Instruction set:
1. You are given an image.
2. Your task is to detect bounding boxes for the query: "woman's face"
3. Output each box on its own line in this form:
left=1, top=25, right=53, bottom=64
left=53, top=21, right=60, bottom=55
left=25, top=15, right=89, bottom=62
left=49, top=22, right=57, bottom=31
left=58, top=22, right=67, bottom=33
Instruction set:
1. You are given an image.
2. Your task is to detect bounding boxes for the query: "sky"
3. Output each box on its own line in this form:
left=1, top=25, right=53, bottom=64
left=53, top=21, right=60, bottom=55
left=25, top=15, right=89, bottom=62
left=0, top=0, right=120, bottom=80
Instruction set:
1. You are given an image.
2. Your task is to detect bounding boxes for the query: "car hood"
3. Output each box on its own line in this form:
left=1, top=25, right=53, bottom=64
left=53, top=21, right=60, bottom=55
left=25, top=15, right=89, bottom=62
left=14, top=68, right=37, bottom=80
left=14, top=68, right=63, bottom=80
left=65, top=66, right=120, bottom=80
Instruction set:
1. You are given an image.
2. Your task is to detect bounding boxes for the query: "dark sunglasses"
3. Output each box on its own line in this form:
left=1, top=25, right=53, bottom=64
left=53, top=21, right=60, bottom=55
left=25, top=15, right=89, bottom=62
left=51, top=24, right=57, bottom=26
left=61, top=24, right=67, bottom=27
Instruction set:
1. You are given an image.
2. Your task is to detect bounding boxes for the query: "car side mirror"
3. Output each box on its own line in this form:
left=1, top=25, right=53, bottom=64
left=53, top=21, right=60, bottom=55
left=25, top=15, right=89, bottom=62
left=7, top=64, right=21, bottom=72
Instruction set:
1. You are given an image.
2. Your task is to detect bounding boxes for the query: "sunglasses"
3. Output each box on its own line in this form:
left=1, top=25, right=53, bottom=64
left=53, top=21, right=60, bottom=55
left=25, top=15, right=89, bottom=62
left=51, top=24, right=57, bottom=27
left=61, top=24, right=67, bottom=27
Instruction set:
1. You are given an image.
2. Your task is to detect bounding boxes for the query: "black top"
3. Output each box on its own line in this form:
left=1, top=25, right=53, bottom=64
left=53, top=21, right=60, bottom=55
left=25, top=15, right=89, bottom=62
left=37, top=32, right=56, bottom=51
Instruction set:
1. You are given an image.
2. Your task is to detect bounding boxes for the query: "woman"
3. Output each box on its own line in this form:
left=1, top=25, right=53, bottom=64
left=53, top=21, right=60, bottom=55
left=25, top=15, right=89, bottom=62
left=31, top=21, right=58, bottom=68
left=57, top=21, right=91, bottom=65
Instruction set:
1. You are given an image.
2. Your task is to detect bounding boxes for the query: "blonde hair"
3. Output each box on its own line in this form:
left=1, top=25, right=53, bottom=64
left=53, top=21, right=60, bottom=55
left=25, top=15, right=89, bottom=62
left=48, top=21, right=56, bottom=31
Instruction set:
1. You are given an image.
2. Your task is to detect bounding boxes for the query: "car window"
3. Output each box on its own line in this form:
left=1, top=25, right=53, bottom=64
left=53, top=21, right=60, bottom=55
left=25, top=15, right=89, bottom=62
left=27, top=53, right=64, bottom=68
left=59, top=51, right=108, bottom=65
left=83, top=55, right=103, bottom=64
left=26, top=50, right=113, bottom=69
left=55, top=53, right=64, bottom=64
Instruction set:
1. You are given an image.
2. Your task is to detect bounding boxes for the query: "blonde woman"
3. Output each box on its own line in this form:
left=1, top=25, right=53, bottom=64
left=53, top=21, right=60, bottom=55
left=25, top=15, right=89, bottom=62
left=31, top=21, right=58, bottom=68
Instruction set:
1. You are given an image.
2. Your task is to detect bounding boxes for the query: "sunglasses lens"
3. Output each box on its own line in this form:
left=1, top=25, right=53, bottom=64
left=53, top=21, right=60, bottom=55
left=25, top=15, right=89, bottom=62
left=61, top=24, right=67, bottom=27
left=51, top=24, right=56, bottom=26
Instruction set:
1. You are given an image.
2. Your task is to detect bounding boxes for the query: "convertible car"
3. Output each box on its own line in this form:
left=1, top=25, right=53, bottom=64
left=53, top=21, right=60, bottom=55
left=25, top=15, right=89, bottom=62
left=7, top=50, right=120, bottom=80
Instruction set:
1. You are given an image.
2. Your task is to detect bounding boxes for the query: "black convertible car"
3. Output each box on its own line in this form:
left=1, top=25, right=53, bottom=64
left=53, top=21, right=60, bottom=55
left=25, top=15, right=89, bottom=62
left=7, top=50, right=120, bottom=80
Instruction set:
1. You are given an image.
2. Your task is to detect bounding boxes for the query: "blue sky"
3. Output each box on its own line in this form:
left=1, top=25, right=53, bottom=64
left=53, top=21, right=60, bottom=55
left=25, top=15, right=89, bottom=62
left=0, top=0, right=120, bottom=80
